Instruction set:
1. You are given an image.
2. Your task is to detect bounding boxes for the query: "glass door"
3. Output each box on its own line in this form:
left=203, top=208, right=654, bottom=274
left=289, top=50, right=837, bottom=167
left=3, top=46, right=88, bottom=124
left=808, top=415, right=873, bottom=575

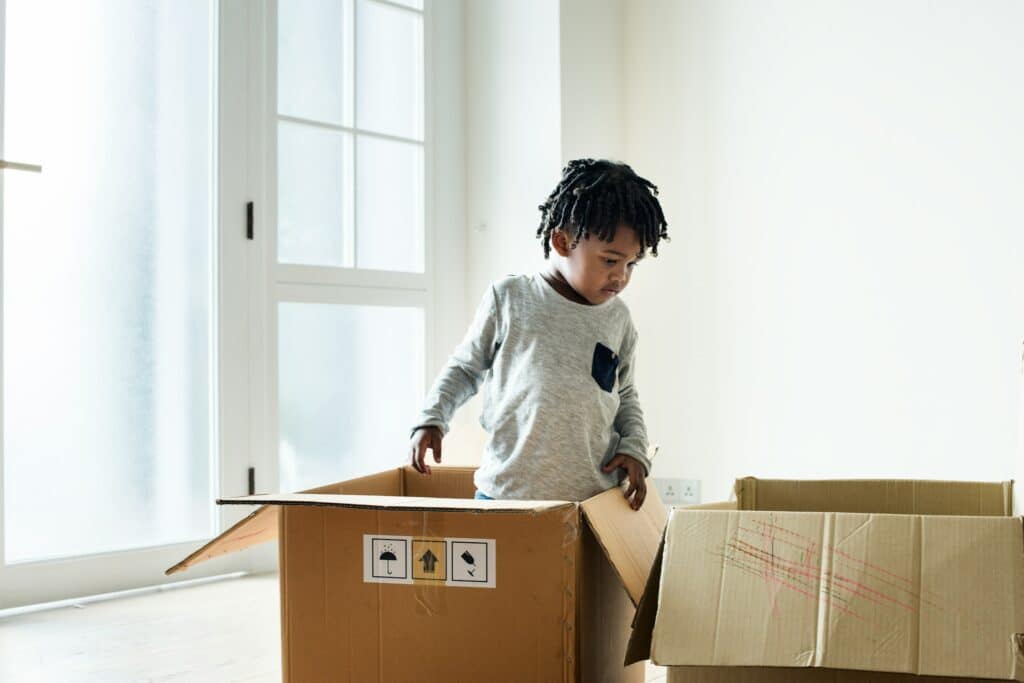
left=0, top=0, right=254, bottom=608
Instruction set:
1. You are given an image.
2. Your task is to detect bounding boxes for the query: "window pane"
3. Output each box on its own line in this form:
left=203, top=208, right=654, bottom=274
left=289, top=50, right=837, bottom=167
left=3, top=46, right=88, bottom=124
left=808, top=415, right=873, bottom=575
left=278, top=121, right=354, bottom=266
left=278, top=0, right=354, bottom=126
left=356, top=0, right=424, bottom=140
left=356, top=136, right=424, bottom=272
left=278, top=303, right=424, bottom=492
left=3, top=0, right=215, bottom=563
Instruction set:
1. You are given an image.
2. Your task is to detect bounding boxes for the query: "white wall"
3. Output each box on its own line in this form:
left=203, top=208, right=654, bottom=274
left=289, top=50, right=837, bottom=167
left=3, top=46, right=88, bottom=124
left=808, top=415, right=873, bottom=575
left=446, top=0, right=1024, bottom=504
left=442, top=0, right=563, bottom=464
left=622, top=0, right=1024, bottom=502
left=559, top=0, right=624, bottom=163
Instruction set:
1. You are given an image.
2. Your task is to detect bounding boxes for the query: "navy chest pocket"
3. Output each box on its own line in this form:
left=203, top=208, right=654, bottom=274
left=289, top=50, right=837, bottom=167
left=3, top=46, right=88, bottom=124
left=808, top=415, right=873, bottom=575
left=591, top=342, right=620, bottom=392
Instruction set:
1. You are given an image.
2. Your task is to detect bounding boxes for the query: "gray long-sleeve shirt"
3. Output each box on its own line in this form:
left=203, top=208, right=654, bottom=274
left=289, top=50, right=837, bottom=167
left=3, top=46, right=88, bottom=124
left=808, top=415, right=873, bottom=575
left=414, top=273, right=651, bottom=501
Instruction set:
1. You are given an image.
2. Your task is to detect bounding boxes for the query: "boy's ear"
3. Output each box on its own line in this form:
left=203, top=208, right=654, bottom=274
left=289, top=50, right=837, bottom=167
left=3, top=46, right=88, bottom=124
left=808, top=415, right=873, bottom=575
left=550, top=229, right=574, bottom=257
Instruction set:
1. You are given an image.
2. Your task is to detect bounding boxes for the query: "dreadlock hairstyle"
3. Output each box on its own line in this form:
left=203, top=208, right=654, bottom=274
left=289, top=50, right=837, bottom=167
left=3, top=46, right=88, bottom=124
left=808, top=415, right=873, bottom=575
left=535, top=158, right=669, bottom=259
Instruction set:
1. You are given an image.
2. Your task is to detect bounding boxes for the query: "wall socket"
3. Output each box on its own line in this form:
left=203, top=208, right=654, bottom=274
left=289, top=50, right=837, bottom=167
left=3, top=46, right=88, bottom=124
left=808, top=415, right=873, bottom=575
left=652, top=477, right=700, bottom=505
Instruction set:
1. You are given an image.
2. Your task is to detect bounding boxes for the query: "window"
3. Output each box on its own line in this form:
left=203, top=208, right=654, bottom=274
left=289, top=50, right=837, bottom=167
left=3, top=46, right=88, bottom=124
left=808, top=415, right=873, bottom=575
left=276, top=0, right=425, bottom=272
left=273, top=0, right=429, bottom=492
left=2, top=0, right=216, bottom=564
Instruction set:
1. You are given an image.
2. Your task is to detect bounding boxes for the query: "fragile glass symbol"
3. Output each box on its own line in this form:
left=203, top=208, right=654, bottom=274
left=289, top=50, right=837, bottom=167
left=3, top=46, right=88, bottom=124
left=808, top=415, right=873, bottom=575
left=460, top=550, right=477, bottom=576
left=379, top=544, right=398, bottom=575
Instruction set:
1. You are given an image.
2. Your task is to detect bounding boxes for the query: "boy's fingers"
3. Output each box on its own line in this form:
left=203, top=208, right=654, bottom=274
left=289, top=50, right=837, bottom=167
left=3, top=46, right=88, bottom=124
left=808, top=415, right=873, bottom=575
left=628, top=470, right=646, bottom=510
left=417, top=440, right=432, bottom=475
left=624, top=481, right=636, bottom=500
left=602, top=455, right=623, bottom=473
left=431, top=433, right=443, bottom=463
left=633, top=484, right=647, bottom=510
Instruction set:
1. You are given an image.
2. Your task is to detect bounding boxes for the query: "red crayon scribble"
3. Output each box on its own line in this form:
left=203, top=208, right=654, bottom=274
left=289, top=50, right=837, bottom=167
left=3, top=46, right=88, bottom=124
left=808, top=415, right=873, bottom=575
left=714, top=516, right=929, bottom=624
left=746, top=519, right=939, bottom=604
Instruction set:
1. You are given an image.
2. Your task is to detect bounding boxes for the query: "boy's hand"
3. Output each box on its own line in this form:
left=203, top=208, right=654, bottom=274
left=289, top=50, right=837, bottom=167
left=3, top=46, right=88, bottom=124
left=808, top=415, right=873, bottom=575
left=410, top=426, right=443, bottom=475
left=602, top=454, right=647, bottom=510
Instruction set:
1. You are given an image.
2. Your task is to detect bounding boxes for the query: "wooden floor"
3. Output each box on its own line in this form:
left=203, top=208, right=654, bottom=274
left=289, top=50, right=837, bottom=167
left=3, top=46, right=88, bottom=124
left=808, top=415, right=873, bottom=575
left=0, top=573, right=666, bottom=682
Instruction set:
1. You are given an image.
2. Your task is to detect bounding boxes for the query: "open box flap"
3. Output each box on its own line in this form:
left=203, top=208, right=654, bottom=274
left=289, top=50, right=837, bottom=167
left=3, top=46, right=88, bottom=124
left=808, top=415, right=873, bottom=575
left=165, top=504, right=278, bottom=575
left=165, top=466, right=573, bottom=575
left=580, top=484, right=669, bottom=606
left=735, top=477, right=1014, bottom=516
left=624, top=534, right=664, bottom=665
left=165, top=467, right=406, bottom=575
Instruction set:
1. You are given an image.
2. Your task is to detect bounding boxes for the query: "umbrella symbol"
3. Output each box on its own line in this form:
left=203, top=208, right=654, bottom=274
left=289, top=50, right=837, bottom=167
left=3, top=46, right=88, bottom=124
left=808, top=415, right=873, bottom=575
left=460, top=550, right=477, bottom=577
left=379, top=544, right=398, bottom=575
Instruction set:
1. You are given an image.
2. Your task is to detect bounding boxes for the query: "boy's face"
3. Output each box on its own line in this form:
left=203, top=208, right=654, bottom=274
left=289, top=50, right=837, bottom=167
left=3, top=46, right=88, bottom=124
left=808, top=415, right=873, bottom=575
left=551, top=223, right=644, bottom=304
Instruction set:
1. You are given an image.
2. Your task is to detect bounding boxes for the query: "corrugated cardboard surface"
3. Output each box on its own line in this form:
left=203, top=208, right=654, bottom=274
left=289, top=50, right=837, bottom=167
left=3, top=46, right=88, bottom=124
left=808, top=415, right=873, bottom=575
left=279, top=504, right=580, bottom=682
left=578, top=523, right=646, bottom=683
left=401, top=465, right=476, bottom=498
left=625, top=538, right=663, bottom=666
left=305, top=468, right=404, bottom=495
left=682, top=500, right=739, bottom=510
left=581, top=485, right=669, bottom=606
left=650, top=509, right=1024, bottom=680
left=221, top=491, right=571, bottom=512
left=666, top=666, right=1006, bottom=682
left=735, top=478, right=1013, bottom=516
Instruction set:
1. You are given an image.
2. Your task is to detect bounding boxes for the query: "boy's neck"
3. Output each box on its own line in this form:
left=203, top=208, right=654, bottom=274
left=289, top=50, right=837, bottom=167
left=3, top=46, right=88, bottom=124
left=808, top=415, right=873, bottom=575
left=541, top=267, right=592, bottom=305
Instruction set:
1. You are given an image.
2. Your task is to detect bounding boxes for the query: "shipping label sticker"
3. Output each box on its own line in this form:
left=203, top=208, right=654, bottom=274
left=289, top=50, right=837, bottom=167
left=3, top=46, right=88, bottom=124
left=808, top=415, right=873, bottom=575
left=363, top=535, right=496, bottom=588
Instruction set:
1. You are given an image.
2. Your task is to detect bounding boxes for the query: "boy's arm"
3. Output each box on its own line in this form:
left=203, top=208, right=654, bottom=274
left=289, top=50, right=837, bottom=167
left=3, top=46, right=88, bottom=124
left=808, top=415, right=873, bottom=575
left=412, top=284, right=503, bottom=436
left=613, top=327, right=652, bottom=475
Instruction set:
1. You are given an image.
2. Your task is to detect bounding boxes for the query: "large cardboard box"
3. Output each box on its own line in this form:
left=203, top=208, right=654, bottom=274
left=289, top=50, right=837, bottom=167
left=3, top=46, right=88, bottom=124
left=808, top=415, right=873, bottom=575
left=168, top=466, right=667, bottom=682
left=629, top=478, right=1023, bottom=683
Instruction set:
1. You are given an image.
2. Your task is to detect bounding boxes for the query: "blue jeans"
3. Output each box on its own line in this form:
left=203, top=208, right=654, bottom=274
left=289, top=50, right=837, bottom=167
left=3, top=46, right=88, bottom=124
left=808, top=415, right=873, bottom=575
left=474, top=490, right=493, bottom=500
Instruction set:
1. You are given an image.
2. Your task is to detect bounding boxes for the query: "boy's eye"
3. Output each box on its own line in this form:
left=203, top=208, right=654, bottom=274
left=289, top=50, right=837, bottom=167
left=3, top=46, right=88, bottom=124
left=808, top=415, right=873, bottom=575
left=604, top=259, right=619, bottom=266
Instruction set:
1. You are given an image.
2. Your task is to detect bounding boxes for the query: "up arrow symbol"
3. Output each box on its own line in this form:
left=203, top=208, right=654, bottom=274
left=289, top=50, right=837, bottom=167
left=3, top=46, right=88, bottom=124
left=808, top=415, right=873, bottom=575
left=419, top=549, right=438, bottom=573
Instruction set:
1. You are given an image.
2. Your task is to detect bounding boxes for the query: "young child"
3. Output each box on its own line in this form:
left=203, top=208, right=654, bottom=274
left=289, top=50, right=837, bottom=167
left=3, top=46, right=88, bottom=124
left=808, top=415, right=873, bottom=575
left=408, top=158, right=669, bottom=510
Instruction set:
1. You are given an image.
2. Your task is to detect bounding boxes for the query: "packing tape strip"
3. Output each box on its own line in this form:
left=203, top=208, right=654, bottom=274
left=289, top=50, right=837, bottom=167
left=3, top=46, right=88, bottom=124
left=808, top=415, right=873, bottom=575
left=412, top=510, right=448, bottom=617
